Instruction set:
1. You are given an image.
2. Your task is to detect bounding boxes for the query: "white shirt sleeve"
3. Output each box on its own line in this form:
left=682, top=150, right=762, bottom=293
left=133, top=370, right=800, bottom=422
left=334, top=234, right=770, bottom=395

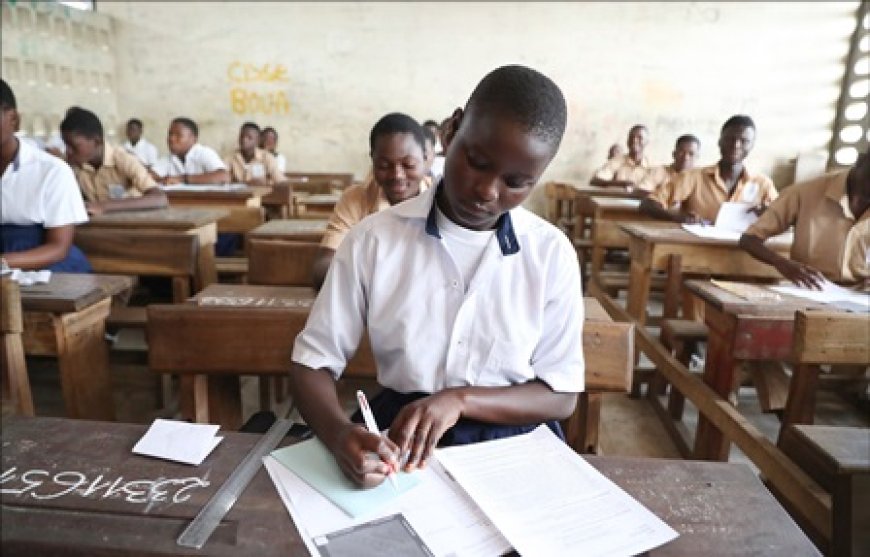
left=144, top=141, right=159, bottom=167
left=42, top=159, right=89, bottom=228
left=151, top=156, right=171, bottom=178
left=196, top=145, right=227, bottom=172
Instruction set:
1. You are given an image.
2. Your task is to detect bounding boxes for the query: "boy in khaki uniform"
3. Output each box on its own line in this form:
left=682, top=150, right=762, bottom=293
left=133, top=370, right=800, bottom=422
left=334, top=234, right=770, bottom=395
left=590, top=124, right=652, bottom=192
left=225, top=122, right=284, bottom=186
left=61, top=107, right=167, bottom=216
left=637, top=134, right=700, bottom=193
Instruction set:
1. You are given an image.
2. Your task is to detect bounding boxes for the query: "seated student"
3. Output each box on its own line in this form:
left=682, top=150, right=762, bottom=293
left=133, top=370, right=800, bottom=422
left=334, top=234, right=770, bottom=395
left=61, top=107, right=168, bottom=216
left=122, top=118, right=160, bottom=169
left=150, top=117, right=229, bottom=185
left=311, top=113, right=430, bottom=290
left=0, top=80, right=90, bottom=272
left=225, top=122, right=284, bottom=186
left=422, top=119, right=443, bottom=154
left=739, top=149, right=869, bottom=288
left=590, top=125, right=652, bottom=192
left=421, top=124, right=445, bottom=183
left=638, top=134, right=700, bottom=193
left=607, top=142, right=624, bottom=160
left=291, top=65, right=584, bottom=487
left=260, top=126, right=287, bottom=173
left=640, top=115, right=778, bottom=224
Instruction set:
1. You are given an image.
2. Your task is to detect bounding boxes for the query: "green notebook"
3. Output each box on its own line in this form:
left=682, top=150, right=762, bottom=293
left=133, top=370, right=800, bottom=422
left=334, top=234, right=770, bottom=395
left=271, top=437, right=421, bottom=518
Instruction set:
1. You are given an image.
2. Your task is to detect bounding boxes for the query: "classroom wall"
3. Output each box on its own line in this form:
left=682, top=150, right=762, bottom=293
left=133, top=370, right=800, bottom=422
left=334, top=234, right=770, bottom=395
left=7, top=1, right=861, bottom=215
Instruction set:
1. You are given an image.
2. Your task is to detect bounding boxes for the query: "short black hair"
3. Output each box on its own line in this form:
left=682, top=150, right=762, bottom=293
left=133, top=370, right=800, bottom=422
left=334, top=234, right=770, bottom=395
left=240, top=121, right=260, bottom=135
left=0, top=79, right=16, bottom=110
left=629, top=124, right=648, bottom=135
left=262, top=126, right=278, bottom=138
left=421, top=125, right=437, bottom=146
left=464, top=65, right=567, bottom=149
left=60, top=106, right=103, bottom=139
left=721, top=115, right=755, bottom=134
left=127, top=118, right=143, bottom=129
left=422, top=119, right=439, bottom=128
left=368, top=113, right=426, bottom=153
left=676, top=134, right=700, bottom=148
left=171, top=117, right=198, bottom=137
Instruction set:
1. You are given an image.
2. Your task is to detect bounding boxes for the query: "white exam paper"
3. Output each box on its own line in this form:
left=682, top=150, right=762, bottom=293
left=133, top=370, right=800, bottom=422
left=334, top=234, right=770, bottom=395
left=681, top=223, right=742, bottom=241
left=2, top=269, right=52, bottom=286
left=436, top=425, right=679, bottom=557
left=714, top=201, right=758, bottom=233
left=132, top=419, right=223, bottom=465
left=770, top=280, right=870, bottom=311
left=160, top=183, right=247, bottom=192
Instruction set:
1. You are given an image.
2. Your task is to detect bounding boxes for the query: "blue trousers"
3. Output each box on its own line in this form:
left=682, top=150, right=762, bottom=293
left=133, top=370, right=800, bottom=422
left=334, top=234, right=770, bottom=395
left=1, top=224, right=91, bottom=272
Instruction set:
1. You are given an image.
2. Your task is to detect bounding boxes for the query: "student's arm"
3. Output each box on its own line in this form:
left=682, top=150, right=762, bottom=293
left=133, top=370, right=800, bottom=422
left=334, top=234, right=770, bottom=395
left=589, top=176, right=636, bottom=190
left=738, top=233, right=824, bottom=289
left=2, top=225, right=76, bottom=270
left=186, top=169, right=230, bottom=184
left=311, top=247, right=336, bottom=291
left=86, top=188, right=168, bottom=215
left=639, top=174, right=703, bottom=223
left=639, top=197, right=702, bottom=223
left=288, top=363, right=399, bottom=488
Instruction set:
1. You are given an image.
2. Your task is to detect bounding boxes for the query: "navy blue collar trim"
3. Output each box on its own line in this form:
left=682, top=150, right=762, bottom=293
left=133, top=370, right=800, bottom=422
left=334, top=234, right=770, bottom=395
left=425, top=184, right=520, bottom=256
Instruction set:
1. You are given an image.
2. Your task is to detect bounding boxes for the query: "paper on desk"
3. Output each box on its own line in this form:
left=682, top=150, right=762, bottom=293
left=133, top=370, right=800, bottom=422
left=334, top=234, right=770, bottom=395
left=1, top=269, right=52, bottom=286
left=132, top=419, right=223, bottom=465
left=769, top=280, right=870, bottom=311
left=263, top=455, right=510, bottom=557
left=160, top=183, right=247, bottom=192
left=682, top=223, right=742, bottom=241
left=270, top=436, right=420, bottom=518
left=714, top=201, right=758, bottom=233
left=436, top=425, right=679, bottom=557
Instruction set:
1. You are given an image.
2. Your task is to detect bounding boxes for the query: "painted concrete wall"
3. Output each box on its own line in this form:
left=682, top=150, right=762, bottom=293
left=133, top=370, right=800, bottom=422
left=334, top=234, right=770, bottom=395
left=3, top=1, right=860, bottom=213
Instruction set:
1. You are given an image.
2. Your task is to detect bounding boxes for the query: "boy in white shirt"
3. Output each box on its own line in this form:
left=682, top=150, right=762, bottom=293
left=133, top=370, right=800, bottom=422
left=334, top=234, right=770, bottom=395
left=0, top=79, right=91, bottom=272
left=260, top=126, right=287, bottom=173
left=290, top=65, right=584, bottom=487
left=122, top=118, right=160, bottom=169
left=150, top=117, right=229, bottom=184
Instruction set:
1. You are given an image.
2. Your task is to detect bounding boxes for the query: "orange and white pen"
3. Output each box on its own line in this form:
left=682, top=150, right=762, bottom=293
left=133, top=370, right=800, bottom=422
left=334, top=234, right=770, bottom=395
left=356, top=390, right=399, bottom=489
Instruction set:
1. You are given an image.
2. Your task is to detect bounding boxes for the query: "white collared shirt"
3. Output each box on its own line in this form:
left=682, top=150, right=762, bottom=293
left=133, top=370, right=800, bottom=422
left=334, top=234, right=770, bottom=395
left=273, top=152, right=287, bottom=173
left=292, top=185, right=585, bottom=394
left=151, top=143, right=226, bottom=178
left=123, top=138, right=160, bottom=168
left=1, top=138, right=88, bottom=227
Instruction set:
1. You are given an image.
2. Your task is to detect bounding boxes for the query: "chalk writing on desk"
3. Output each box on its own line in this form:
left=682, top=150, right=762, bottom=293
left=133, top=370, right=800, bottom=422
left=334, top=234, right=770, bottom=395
left=198, top=296, right=313, bottom=309
left=0, top=467, right=210, bottom=505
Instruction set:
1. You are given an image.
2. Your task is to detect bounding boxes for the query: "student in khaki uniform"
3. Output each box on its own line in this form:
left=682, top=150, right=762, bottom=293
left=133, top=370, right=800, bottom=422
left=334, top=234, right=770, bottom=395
left=640, top=115, right=778, bottom=224
left=311, top=113, right=430, bottom=289
left=739, top=149, right=870, bottom=289
left=61, top=107, right=167, bottom=216
left=590, top=125, right=652, bottom=192
left=225, top=122, right=284, bottom=186
left=260, top=126, right=287, bottom=173
left=638, top=134, right=700, bottom=193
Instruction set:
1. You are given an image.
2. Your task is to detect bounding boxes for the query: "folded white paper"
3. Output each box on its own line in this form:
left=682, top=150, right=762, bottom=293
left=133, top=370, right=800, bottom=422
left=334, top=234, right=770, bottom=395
left=133, top=419, right=223, bottom=465
left=0, top=269, right=52, bottom=286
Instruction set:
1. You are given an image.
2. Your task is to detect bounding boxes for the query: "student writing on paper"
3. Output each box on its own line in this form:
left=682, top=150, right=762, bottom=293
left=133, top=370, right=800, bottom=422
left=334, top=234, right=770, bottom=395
left=311, top=113, right=431, bottom=289
left=61, top=107, right=168, bottom=216
left=149, top=117, right=229, bottom=185
left=640, top=115, right=778, bottom=223
left=738, top=148, right=870, bottom=289
left=0, top=80, right=91, bottom=272
left=290, top=66, right=584, bottom=487
left=260, top=126, right=287, bottom=173
left=122, top=118, right=160, bottom=169
left=225, top=122, right=284, bottom=186
left=590, top=124, right=652, bottom=192
left=637, top=134, right=700, bottom=194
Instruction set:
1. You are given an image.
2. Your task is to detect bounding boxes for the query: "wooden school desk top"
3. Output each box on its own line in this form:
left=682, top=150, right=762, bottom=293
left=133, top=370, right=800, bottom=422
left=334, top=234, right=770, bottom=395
left=189, top=283, right=317, bottom=310
left=248, top=219, right=329, bottom=240
left=572, top=184, right=646, bottom=199
left=620, top=222, right=793, bottom=248
left=684, top=279, right=831, bottom=317
left=19, top=273, right=133, bottom=313
left=0, top=416, right=818, bottom=557
left=84, top=207, right=229, bottom=230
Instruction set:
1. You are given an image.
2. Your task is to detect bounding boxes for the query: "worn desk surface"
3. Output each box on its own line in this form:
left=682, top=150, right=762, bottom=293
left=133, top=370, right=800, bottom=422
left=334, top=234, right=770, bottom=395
left=190, top=284, right=316, bottom=310
left=248, top=219, right=329, bottom=241
left=85, top=208, right=229, bottom=230
left=19, top=273, right=132, bottom=313
left=573, top=184, right=646, bottom=199
left=0, top=416, right=818, bottom=557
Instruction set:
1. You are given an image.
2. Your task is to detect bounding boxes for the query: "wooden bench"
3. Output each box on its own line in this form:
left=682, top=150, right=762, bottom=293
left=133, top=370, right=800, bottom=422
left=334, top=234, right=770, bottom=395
left=261, top=182, right=295, bottom=219
left=247, top=239, right=320, bottom=287
left=1, top=278, right=33, bottom=417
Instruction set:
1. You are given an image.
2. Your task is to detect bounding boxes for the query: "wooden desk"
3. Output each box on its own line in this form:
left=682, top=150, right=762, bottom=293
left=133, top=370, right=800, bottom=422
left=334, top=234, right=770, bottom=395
left=683, top=280, right=836, bottom=461
left=293, top=193, right=340, bottom=218
left=587, top=197, right=658, bottom=278
left=20, top=274, right=132, bottom=420
left=165, top=187, right=271, bottom=236
left=82, top=208, right=226, bottom=295
left=1, top=416, right=819, bottom=556
left=621, top=223, right=792, bottom=325
left=248, top=219, right=328, bottom=243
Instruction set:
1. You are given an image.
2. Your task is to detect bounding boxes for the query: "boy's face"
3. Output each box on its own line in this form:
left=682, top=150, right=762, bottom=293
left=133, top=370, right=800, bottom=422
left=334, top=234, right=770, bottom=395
left=718, top=124, right=755, bottom=165
left=627, top=127, right=648, bottom=157
left=167, top=122, right=195, bottom=156
left=239, top=127, right=259, bottom=153
left=440, top=108, right=555, bottom=231
left=0, top=105, right=19, bottom=146
left=673, top=141, right=699, bottom=172
left=261, top=130, right=278, bottom=151
left=126, top=123, right=142, bottom=143
left=62, top=132, right=101, bottom=167
left=371, top=132, right=427, bottom=206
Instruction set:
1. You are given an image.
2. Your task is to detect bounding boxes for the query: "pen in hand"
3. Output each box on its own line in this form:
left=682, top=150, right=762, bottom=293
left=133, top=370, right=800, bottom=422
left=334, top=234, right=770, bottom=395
left=356, top=390, right=399, bottom=489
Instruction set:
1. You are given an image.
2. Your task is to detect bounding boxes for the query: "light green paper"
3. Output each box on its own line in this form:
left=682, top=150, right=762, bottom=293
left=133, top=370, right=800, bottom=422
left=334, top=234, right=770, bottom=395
left=270, top=437, right=421, bottom=518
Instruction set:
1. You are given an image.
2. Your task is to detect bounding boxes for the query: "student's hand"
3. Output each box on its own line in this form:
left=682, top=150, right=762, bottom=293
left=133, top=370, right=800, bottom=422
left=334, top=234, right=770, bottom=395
left=774, top=260, right=826, bottom=290
left=746, top=205, right=766, bottom=217
left=329, top=423, right=400, bottom=488
left=164, top=175, right=184, bottom=185
left=678, top=212, right=704, bottom=224
left=85, top=202, right=105, bottom=216
left=388, top=390, right=464, bottom=472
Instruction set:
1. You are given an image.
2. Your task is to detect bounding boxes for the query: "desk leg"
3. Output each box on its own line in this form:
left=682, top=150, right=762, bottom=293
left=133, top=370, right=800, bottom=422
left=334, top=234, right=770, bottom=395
left=693, top=311, right=738, bottom=461
left=195, top=243, right=218, bottom=292
left=55, top=298, right=115, bottom=421
left=780, top=363, right=820, bottom=432
left=626, top=260, right=652, bottom=326
left=591, top=246, right=604, bottom=280
left=182, top=374, right=242, bottom=429
left=561, top=391, right=601, bottom=454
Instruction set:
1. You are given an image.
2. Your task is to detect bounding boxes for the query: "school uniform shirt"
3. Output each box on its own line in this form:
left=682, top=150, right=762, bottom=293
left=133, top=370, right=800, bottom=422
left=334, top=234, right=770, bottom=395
left=224, top=148, right=284, bottom=185
left=593, top=153, right=651, bottom=185
left=320, top=173, right=430, bottom=251
left=745, top=170, right=869, bottom=283
left=430, top=155, right=446, bottom=183
left=272, top=151, right=287, bottom=174
left=638, top=164, right=680, bottom=193
left=1, top=138, right=88, bottom=227
left=293, top=184, right=585, bottom=395
left=123, top=138, right=160, bottom=168
left=151, top=143, right=226, bottom=179
left=72, top=143, right=159, bottom=203
left=648, top=163, right=779, bottom=223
